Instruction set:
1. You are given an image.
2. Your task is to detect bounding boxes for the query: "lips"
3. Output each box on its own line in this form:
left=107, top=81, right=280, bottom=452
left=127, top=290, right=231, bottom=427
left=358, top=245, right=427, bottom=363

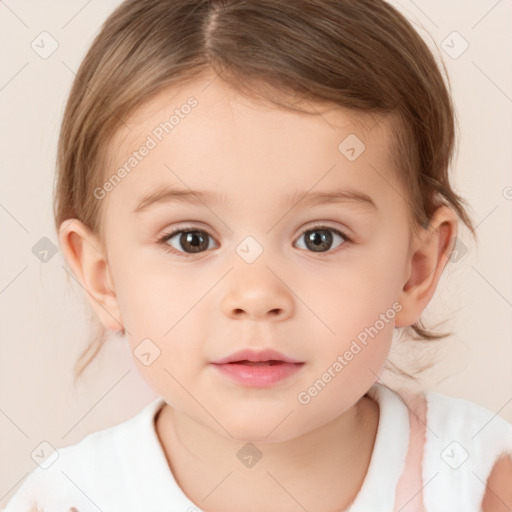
left=231, top=360, right=282, bottom=366
left=210, top=348, right=305, bottom=387
left=211, top=348, right=303, bottom=365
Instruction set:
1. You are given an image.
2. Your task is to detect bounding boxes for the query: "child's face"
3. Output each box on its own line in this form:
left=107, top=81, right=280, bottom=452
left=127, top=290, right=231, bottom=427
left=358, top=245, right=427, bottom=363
left=101, top=74, right=414, bottom=441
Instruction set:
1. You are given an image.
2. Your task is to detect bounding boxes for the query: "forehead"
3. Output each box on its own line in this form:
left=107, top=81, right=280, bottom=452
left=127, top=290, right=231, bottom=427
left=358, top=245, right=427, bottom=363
left=104, top=75, right=403, bottom=213
left=111, top=75, right=387, bottom=154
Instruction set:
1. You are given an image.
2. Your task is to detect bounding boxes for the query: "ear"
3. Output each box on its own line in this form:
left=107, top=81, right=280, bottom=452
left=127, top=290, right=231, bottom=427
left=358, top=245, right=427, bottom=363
left=58, top=219, right=124, bottom=332
left=395, top=205, right=458, bottom=328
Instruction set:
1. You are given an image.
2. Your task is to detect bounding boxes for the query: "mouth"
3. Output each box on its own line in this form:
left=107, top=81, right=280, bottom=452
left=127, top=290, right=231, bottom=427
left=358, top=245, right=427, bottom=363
left=210, top=350, right=305, bottom=387
left=211, top=348, right=304, bottom=365
left=226, top=360, right=288, bottom=366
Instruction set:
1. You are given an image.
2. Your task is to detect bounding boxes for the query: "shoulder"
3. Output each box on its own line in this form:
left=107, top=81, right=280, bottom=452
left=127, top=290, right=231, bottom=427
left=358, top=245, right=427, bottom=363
left=2, top=398, right=165, bottom=512
left=425, top=389, right=512, bottom=431
left=481, top=454, right=512, bottom=512
left=1, top=442, right=102, bottom=511
left=424, top=389, right=512, bottom=452
left=418, top=389, right=512, bottom=510
left=2, top=426, right=127, bottom=512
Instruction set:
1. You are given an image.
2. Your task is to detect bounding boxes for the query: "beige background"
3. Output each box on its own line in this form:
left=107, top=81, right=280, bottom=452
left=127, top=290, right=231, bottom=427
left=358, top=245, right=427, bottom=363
left=1, top=0, right=511, bottom=506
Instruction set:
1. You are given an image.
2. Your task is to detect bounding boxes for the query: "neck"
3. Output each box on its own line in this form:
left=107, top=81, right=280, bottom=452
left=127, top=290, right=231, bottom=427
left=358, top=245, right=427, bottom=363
left=155, top=395, right=379, bottom=512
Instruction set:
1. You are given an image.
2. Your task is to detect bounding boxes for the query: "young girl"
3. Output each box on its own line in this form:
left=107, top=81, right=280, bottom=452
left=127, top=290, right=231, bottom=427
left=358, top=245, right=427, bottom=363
left=4, top=0, right=512, bottom=511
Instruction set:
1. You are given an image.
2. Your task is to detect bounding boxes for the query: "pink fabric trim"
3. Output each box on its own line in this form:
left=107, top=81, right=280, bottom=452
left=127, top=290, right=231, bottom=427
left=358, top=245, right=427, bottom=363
left=394, top=390, right=427, bottom=512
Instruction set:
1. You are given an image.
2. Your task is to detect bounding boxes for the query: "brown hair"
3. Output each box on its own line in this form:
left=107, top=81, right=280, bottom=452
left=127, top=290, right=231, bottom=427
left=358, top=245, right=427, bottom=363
left=53, top=0, right=476, bottom=380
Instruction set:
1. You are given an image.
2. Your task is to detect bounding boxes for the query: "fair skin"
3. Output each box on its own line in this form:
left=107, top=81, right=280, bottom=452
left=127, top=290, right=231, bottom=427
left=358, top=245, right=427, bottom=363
left=59, top=72, right=508, bottom=511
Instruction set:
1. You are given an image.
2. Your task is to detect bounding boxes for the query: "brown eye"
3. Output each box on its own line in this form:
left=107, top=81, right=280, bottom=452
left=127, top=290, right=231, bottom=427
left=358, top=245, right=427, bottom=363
left=295, top=226, right=348, bottom=253
left=160, top=229, right=217, bottom=254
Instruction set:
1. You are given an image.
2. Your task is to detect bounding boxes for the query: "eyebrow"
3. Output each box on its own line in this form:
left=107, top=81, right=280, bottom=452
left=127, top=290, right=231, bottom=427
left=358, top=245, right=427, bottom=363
left=131, top=185, right=377, bottom=214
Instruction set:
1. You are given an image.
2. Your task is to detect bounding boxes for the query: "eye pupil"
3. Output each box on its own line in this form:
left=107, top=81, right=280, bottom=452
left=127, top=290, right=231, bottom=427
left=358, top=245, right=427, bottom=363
left=306, top=229, right=333, bottom=252
left=181, top=231, right=209, bottom=252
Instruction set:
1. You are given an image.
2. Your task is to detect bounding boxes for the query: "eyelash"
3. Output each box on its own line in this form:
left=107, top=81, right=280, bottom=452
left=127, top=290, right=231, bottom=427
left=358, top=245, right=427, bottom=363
left=156, top=223, right=352, bottom=258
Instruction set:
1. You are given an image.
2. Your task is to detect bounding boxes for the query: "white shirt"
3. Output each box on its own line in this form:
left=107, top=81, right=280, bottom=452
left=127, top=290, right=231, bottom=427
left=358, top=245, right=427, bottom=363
left=3, top=383, right=511, bottom=512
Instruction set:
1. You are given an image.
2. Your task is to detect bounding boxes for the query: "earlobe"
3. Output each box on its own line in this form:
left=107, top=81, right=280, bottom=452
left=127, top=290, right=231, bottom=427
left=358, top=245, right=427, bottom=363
left=58, top=219, right=124, bottom=332
left=395, top=206, right=458, bottom=328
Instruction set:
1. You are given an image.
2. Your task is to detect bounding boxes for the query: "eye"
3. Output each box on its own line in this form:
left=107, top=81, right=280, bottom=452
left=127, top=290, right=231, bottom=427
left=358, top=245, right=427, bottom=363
left=158, top=227, right=218, bottom=256
left=294, top=224, right=350, bottom=254
left=157, top=223, right=350, bottom=257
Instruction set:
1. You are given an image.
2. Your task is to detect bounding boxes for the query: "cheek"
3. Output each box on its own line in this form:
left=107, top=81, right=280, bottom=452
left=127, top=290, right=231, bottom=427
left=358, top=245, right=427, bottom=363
left=292, top=326, right=393, bottom=438
left=312, top=298, right=395, bottom=386
left=292, top=234, right=406, bottom=383
left=298, top=249, right=406, bottom=341
left=111, top=260, right=210, bottom=366
left=110, top=255, right=193, bottom=334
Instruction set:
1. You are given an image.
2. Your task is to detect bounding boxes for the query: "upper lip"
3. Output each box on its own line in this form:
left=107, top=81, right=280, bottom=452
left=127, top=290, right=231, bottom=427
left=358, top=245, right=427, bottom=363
left=211, top=349, right=304, bottom=364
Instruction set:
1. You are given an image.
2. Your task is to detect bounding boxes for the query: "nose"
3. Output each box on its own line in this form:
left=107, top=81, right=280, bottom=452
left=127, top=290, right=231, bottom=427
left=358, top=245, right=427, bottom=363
left=221, top=266, right=294, bottom=321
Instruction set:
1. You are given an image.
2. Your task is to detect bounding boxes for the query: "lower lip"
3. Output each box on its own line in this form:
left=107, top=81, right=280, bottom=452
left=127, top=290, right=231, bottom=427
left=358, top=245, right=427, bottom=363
left=211, top=362, right=304, bottom=387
